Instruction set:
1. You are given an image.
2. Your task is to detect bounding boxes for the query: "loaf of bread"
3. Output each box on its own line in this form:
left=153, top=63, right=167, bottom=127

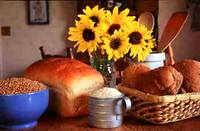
left=25, top=58, right=104, bottom=117
left=173, top=60, right=200, bottom=92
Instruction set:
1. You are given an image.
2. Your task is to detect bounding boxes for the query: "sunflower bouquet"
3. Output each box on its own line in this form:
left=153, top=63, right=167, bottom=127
left=68, top=6, right=155, bottom=86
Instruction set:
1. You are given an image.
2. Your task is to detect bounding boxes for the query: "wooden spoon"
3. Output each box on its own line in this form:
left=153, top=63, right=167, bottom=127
left=157, top=12, right=188, bottom=52
left=138, top=12, right=155, bottom=31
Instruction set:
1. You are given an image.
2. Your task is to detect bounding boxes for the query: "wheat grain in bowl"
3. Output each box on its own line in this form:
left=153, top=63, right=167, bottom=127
left=0, top=77, right=47, bottom=95
left=0, top=77, right=49, bottom=130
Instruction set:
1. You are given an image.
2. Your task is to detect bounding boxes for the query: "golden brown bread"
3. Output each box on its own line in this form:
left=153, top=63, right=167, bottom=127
left=137, top=66, right=183, bottom=95
left=25, top=58, right=104, bottom=117
left=173, top=60, right=200, bottom=92
left=122, top=64, right=150, bottom=89
left=122, top=64, right=183, bottom=95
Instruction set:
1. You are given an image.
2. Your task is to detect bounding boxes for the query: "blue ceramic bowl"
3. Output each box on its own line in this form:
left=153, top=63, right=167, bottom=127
left=0, top=89, right=49, bottom=130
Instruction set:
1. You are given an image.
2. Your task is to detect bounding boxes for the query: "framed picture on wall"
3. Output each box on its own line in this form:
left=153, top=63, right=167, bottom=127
left=27, top=0, right=49, bottom=25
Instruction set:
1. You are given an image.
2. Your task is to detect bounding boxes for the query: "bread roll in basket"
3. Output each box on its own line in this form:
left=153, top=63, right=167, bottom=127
left=118, top=62, right=200, bottom=124
left=25, top=58, right=104, bottom=117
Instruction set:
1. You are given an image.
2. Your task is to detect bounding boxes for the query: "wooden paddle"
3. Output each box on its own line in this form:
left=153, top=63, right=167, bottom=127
left=157, top=12, right=188, bottom=52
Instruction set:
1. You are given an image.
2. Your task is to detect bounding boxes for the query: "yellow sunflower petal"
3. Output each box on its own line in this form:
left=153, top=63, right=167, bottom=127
left=119, top=8, right=129, bottom=19
left=77, top=42, right=88, bottom=53
left=112, top=6, right=119, bottom=19
left=93, top=5, right=99, bottom=14
left=83, top=6, right=91, bottom=15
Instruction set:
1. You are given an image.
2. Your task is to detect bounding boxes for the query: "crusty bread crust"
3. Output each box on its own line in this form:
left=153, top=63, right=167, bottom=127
left=122, top=64, right=150, bottom=90
left=137, top=66, right=183, bottom=95
left=122, top=64, right=183, bottom=95
left=25, top=58, right=104, bottom=117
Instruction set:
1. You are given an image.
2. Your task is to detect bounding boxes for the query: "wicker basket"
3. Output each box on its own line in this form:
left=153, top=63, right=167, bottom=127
left=117, top=85, right=200, bottom=124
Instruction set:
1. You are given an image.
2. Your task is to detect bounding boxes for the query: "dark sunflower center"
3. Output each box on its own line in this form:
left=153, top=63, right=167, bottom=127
left=90, top=16, right=99, bottom=27
left=83, top=29, right=95, bottom=42
left=110, top=39, right=121, bottom=49
left=129, top=32, right=142, bottom=44
left=107, top=24, right=121, bottom=35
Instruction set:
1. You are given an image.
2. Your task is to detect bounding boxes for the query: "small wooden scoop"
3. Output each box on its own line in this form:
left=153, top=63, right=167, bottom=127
left=157, top=12, right=188, bottom=52
left=138, top=12, right=155, bottom=31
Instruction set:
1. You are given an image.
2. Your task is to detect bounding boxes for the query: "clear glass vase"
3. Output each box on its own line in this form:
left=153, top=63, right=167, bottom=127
left=90, top=53, right=116, bottom=88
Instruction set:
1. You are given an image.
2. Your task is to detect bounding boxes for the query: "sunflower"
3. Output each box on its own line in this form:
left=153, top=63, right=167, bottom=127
left=78, top=6, right=106, bottom=28
left=105, top=6, right=135, bottom=35
left=101, top=30, right=130, bottom=61
left=125, top=21, right=154, bottom=61
left=68, top=18, right=102, bottom=54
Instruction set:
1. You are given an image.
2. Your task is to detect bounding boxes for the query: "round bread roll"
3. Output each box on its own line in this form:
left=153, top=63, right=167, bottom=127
left=137, top=66, right=183, bottom=95
left=173, top=60, right=200, bottom=92
left=122, top=64, right=150, bottom=89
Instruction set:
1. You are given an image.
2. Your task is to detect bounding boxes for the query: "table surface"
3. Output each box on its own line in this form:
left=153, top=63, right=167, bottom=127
left=1, top=114, right=200, bottom=131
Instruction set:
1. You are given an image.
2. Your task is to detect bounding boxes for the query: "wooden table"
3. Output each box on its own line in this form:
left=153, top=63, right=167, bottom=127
left=1, top=113, right=200, bottom=131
